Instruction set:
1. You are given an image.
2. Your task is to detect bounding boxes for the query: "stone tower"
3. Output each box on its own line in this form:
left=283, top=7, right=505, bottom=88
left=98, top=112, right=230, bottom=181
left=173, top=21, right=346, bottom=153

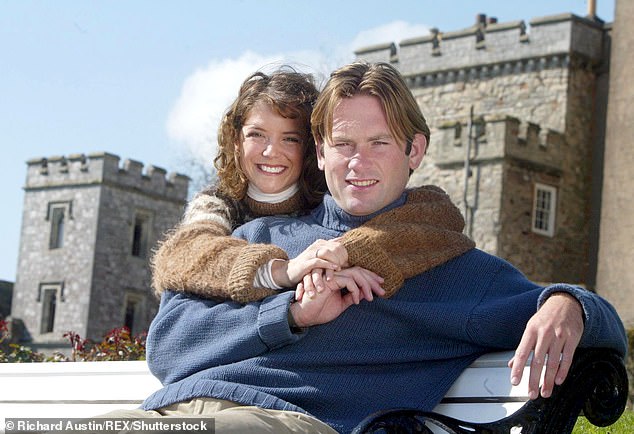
left=597, top=0, right=634, bottom=327
left=11, top=153, right=189, bottom=350
left=356, top=13, right=610, bottom=286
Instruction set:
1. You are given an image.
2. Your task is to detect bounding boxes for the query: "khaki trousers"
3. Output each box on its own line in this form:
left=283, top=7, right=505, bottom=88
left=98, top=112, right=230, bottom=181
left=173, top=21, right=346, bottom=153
left=98, top=397, right=339, bottom=434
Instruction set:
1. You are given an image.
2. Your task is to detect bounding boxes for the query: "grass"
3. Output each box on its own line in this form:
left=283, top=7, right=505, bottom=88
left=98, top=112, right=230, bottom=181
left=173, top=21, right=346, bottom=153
left=572, top=410, right=634, bottom=434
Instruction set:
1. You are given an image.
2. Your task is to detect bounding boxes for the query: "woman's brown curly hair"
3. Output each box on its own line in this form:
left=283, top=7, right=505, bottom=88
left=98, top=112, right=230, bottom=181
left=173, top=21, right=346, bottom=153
left=214, top=68, right=326, bottom=209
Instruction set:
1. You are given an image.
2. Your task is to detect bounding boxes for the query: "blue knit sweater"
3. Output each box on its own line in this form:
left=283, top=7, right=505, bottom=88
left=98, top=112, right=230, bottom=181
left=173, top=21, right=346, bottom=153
left=142, top=192, right=627, bottom=434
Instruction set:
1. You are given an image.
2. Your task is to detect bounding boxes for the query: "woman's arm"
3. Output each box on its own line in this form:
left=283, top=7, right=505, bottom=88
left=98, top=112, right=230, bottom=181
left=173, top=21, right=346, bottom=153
left=151, top=190, right=289, bottom=303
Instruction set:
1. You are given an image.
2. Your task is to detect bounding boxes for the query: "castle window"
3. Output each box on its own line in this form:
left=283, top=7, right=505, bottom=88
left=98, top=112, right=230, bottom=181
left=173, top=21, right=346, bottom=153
left=532, top=184, right=557, bottom=237
left=123, top=291, right=145, bottom=335
left=47, top=201, right=72, bottom=249
left=131, top=211, right=152, bottom=258
left=38, top=282, right=64, bottom=334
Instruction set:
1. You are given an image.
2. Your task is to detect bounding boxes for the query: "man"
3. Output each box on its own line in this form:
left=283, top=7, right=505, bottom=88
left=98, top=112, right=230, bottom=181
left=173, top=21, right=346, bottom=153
left=138, top=62, right=626, bottom=434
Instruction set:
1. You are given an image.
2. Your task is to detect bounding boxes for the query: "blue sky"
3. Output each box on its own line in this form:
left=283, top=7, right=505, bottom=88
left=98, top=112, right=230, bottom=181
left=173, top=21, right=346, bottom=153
left=0, top=1, right=615, bottom=282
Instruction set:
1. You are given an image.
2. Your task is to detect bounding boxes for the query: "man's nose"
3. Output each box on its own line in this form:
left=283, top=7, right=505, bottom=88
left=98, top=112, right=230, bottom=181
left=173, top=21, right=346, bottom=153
left=348, top=150, right=368, bottom=170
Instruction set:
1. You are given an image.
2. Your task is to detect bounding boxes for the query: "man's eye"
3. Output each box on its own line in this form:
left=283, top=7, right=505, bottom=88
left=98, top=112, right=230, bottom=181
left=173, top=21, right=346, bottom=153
left=334, top=142, right=351, bottom=147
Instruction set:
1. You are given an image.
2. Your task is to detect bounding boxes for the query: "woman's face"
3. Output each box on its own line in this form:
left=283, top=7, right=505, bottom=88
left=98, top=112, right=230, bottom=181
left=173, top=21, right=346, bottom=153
left=238, top=101, right=305, bottom=194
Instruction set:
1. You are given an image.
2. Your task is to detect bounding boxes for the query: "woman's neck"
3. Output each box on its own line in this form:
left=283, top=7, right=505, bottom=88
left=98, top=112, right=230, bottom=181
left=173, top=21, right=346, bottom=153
left=247, top=183, right=299, bottom=204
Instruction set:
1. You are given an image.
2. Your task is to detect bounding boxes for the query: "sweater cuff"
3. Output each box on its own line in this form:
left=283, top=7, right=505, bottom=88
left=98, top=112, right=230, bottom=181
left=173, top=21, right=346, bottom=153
left=342, top=233, right=404, bottom=298
left=227, top=244, right=289, bottom=303
left=538, top=283, right=594, bottom=334
left=258, top=291, right=303, bottom=350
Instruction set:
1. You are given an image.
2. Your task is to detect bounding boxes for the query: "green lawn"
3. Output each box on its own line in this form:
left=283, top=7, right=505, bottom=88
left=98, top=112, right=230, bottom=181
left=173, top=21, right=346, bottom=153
left=573, top=410, right=634, bottom=434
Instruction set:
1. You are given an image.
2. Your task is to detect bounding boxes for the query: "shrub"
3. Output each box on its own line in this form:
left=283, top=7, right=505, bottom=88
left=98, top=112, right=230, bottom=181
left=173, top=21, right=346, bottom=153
left=64, top=327, right=147, bottom=361
left=0, top=320, right=146, bottom=362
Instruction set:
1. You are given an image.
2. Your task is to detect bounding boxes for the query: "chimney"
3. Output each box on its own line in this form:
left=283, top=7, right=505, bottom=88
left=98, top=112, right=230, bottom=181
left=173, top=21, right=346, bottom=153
left=587, top=0, right=597, bottom=19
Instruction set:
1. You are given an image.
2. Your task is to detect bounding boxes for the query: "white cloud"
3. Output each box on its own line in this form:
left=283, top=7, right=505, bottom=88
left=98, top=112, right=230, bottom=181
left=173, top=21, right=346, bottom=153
left=166, top=51, right=276, bottom=162
left=167, top=21, right=430, bottom=165
left=166, top=50, right=332, bottom=163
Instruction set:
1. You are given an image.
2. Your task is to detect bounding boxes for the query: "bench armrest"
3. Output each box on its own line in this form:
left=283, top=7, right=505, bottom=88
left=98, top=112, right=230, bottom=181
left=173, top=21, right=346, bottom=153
left=352, top=348, right=628, bottom=434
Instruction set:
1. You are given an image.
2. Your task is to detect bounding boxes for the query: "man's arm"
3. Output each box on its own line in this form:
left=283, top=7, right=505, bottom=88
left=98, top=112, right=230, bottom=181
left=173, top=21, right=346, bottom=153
left=468, top=261, right=626, bottom=401
left=146, top=290, right=301, bottom=385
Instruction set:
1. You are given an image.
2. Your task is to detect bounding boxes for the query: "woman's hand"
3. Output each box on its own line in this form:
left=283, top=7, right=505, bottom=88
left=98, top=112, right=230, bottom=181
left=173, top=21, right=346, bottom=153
left=296, top=266, right=385, bottom=304
left=271, top=238, right=348, bottom=288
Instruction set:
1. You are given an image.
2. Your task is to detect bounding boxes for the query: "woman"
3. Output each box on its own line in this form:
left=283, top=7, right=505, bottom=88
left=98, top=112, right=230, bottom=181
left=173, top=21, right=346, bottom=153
left=151, top=67, right=474, bottom=303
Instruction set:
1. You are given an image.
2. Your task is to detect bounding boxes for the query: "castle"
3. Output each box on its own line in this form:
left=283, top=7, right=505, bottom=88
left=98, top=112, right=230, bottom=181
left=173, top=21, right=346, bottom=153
left=10, top=153, right=188, bottom=350
left=355, top=4, right=633, bottom=326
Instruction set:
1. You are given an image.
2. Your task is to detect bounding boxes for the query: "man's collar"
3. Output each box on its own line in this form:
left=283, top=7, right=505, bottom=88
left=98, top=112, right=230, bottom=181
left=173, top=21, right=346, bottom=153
left=314, top=192, right=409, bottom=232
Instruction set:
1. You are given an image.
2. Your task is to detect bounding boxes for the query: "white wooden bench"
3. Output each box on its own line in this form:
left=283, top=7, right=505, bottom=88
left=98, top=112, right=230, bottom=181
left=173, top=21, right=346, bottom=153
left=0, top=348, right=627, bottom=434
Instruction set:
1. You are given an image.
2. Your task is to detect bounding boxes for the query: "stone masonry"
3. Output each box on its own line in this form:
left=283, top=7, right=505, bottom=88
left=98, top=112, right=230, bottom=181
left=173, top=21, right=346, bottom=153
left=597, top=0, right=634, bottom=327
left=11, top=153, right=189, bottom=348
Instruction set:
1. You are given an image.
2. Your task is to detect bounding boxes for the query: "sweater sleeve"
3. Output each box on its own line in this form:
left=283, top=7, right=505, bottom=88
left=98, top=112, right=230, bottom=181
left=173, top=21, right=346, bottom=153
left=151, top=191, right=289, bottom=303
left=341, top=186, right=475, bottom=297
left=147, top=290, right=301, bottom=385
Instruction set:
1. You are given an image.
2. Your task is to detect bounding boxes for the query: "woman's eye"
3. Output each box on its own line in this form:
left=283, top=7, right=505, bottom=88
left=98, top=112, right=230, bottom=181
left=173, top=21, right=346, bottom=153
left=284, top=137, right=301, bottom=143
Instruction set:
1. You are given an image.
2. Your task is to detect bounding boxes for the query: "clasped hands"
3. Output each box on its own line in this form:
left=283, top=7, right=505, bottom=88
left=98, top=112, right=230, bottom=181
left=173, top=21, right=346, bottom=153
left=271, top=239, right=385, bottom=328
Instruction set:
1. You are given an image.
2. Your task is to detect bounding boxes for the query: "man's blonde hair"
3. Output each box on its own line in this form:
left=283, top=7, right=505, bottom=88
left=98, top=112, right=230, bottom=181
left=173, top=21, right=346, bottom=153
left=311, top=62, right=430, bottom=155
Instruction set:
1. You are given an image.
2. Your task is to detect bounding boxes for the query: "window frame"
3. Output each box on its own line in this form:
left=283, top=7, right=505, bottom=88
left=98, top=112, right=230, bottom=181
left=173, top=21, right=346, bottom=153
left=122, top=291, right=145, bottom=335
left=37, top=282, right=64, bottom=334
left=46, top=201, right=72, bottom=250
left=532, top=183, right=557, bottom=237
left=130, top=210, right=153, bottom=259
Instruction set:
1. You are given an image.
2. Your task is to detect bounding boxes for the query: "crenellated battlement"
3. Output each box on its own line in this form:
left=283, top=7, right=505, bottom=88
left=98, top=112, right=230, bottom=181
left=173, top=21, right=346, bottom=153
left=355, top=13, right=606, bottom=84
left=434, top=115, right=564, bottom=171
left=25, top=152, right=189, bottom=201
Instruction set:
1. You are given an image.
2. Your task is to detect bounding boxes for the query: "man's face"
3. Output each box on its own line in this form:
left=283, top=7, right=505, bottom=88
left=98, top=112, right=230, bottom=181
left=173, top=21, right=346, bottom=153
left=317, top=94, right=426, bottom=216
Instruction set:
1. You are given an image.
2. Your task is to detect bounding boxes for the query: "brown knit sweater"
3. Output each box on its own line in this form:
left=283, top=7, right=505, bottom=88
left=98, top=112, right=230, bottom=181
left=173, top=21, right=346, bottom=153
left=151, top=185, right=474, bottom=302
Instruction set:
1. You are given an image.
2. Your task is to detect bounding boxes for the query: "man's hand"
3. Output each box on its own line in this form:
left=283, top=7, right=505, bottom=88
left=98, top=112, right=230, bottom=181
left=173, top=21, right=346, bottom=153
left=290, top=279, right=354, bottom=328
left=290, top=267, right=385, bottom=327
left=508, top=292, right=584, bottom=400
